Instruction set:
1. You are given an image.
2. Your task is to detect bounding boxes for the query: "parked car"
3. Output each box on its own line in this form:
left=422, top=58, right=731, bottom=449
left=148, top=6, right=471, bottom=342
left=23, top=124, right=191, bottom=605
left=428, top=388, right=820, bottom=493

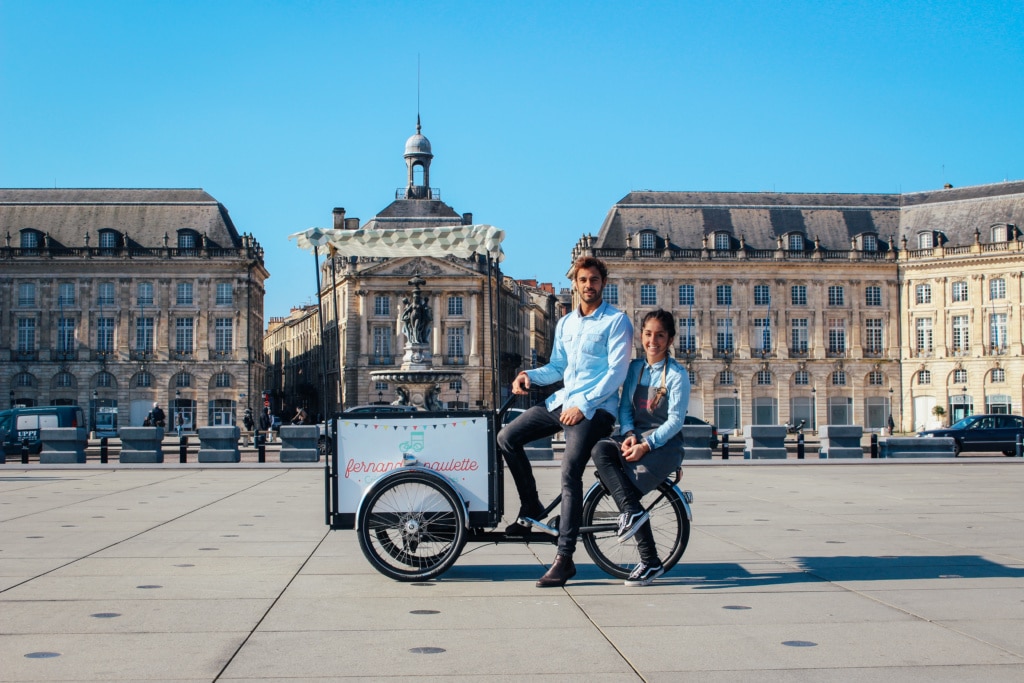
left=684, top=415, right=719, bottom=450
left=343, top=404, right=420, bottom=414
left=0, top=405, right=86, bottom=456
left=917, top=413, right=1024, bottom=456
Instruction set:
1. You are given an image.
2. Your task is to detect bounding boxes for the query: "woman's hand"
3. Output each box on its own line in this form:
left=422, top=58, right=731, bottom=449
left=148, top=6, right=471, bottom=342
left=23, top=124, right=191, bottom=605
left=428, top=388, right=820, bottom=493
left=621, top=437, right=650, bottom=462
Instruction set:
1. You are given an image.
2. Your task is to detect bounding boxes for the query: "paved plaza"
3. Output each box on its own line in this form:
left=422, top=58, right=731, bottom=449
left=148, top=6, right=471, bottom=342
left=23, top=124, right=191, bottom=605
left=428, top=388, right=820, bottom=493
left=1, top=459, right=1023, bottom=681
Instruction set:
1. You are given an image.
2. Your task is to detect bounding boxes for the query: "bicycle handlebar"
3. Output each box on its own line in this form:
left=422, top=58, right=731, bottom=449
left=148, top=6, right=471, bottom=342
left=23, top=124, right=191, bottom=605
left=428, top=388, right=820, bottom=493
left=496, top=394, right=517, bottom=426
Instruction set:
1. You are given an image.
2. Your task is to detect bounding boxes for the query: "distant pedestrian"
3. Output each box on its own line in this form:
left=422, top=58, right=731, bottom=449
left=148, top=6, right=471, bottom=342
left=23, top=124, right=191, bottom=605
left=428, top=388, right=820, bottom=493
left=887, top=414, right=895, bottom=436
left=151, top=402, right=166, bottom=428
left=175, top=411, right=184, bottom=438
left=291, top=406, right=308, bottom=425
left=260, top=407, right=273, bottom=443
left=243, top=409, right=255, bottom=446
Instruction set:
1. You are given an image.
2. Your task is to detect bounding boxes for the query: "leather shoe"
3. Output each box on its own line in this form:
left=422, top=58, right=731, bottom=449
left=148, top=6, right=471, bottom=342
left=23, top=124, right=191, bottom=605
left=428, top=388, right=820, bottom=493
left=504, top=500, right=545, bottom=536
left=536, top=554, right=576, bottom=587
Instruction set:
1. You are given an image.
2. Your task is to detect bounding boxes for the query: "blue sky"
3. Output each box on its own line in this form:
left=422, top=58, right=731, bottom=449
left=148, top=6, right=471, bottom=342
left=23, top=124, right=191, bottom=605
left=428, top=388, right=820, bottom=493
left=2, top=1, right=1022, bottom=320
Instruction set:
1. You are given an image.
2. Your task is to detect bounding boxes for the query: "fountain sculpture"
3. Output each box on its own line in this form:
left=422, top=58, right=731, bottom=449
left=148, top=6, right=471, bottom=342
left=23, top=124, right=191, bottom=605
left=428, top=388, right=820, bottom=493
left=370, top=275, right=463, bottom=411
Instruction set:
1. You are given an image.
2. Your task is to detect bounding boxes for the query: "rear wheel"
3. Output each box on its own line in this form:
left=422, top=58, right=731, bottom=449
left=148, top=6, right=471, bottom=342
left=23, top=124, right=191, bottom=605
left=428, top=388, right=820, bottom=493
left=581, top=480, right=689, bottom=580
left=953, top=439, right=962, bottom=456
left=357, top=470, right=466, bottom=581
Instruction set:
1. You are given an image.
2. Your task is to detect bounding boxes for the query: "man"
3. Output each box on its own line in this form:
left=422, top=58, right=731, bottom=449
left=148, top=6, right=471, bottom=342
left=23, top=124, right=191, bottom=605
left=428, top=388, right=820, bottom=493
left=150, top=402, right=166, bottom=428
left=497, top=256, right=633, bottom=587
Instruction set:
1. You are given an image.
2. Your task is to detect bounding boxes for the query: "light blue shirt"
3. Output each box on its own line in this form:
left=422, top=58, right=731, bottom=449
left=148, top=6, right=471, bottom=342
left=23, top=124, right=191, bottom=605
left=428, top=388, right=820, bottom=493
left=525, top=300, right=633, bottom=420
left=618, top=356, right=690, bottom=451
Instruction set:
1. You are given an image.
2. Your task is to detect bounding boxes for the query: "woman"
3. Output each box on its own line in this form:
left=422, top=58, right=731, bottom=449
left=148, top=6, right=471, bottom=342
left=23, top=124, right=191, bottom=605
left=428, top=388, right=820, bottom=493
left=591, top=309, right=689, bottom=586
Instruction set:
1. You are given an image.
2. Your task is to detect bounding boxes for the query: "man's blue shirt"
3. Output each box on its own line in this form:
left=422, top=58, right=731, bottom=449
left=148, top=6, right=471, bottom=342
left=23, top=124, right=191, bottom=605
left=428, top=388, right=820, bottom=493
left=524, top=300, right=633, bottom=420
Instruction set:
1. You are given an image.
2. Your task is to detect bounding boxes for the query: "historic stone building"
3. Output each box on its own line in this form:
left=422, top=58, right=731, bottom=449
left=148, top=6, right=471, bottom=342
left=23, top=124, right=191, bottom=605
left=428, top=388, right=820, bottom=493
left=575, top=180, right=1024, bottom=433
left=0, top=189, right=269, bottom=432
left=264, top=123, right=558, bottom=415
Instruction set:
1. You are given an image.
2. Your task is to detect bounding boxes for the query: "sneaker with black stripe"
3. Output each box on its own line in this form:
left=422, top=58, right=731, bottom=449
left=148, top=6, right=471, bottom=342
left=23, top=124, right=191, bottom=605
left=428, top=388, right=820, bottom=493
left=616, top=509, right=650, bottom=543
left=624, top=561, right=664, bottom=587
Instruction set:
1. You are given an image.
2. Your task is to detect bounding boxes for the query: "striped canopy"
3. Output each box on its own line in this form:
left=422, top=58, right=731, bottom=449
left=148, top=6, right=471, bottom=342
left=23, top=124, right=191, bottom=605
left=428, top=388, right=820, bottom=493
left=289, top=224, right=505, bottom=262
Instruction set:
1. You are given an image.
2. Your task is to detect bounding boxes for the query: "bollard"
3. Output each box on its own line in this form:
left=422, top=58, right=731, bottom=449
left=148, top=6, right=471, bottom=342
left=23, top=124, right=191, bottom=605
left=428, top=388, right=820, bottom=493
left=179, top=435, right=188, bottom=464
left=870, top=432, right=879, bottom=459
left=797, top=432, right=805, bottom=459
left=722, top=433, right=730, bottom=460
left=1017, top=432, right=1023, bottom=458
left=100, top=437, right=109, bottom=464
left=257, top=432, right=266, bottom=463
left=21, top=438, right=29, bottom=464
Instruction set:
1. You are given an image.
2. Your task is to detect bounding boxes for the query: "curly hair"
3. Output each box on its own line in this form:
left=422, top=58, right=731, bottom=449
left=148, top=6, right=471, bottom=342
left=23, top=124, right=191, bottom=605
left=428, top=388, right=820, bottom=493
left=568, top=256, right=609, bottom=282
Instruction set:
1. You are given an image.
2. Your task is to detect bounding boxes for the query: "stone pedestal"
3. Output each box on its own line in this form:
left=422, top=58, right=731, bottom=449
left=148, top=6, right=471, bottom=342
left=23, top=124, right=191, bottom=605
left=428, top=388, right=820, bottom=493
left=39, top=428, right=88, bottom=464
left=279, top=425, right=320, bottom=463
left=819, top=425, right=864, bottom=459
left=681, top=425, right=713, bottom=460
left=119, top=427, right=165, bottom=463
left=744, top=425, right=788, bottom=459
left=880, top=436, right=956, bottom=458
left=197, top=426, right=241, bottom=463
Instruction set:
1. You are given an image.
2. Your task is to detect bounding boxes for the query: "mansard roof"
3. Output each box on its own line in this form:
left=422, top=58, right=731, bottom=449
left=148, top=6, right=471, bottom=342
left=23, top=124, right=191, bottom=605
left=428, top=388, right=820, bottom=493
left=361, top=198, right=463, bottom=231
left=0, top=188, right=242, bottom=249
left=898, top=181, right=1024, bottom=245
left=595, top=182, right=1024, bottom=251
left=594, top=190, right=901, bottom=251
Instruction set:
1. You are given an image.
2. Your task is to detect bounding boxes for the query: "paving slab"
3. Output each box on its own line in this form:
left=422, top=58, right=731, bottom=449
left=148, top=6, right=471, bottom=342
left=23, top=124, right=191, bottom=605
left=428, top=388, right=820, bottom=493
left=1, top=460, right=1023, bottom=680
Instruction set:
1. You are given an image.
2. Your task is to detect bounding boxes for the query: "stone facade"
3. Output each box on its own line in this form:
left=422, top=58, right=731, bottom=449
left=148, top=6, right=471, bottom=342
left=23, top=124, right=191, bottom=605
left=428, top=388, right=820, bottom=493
left=577, top=181, right=1024, bottom=433
left=264, top=123, right=558, bottom=415
left=0, top=189, right=269, bottom=432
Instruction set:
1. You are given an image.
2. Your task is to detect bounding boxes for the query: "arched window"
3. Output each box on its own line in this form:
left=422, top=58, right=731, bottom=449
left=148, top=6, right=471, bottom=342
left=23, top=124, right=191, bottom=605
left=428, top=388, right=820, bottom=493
left=787, top=233, right=804, bottom=251
left=639, top=231, right=656, bottom=250
left=861, top=234, right=878, bottom=251
left=918, top=232, right=934, bottom=249
left=714, top=233, right=731, bottom=250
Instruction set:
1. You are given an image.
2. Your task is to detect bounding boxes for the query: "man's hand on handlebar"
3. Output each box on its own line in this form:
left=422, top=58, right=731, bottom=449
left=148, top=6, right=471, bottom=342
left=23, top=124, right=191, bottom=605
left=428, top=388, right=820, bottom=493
left=511, top=372, right=531, bottom=396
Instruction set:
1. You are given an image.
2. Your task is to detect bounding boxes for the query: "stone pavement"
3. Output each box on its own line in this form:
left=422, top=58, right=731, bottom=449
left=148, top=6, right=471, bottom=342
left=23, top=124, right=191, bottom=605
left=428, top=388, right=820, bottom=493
left=1, top=459, right=1023, bottom=681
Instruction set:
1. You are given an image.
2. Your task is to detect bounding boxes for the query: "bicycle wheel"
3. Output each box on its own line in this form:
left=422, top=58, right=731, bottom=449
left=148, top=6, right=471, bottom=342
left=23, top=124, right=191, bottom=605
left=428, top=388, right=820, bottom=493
left=581, top=481, right=689, bottom=580
left=357, top=470, right=467, bottom=581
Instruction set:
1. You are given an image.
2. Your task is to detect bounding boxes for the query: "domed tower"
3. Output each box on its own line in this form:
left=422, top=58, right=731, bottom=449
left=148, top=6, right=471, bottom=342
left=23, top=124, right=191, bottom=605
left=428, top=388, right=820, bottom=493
left=404, top=116, right=433, bottom=199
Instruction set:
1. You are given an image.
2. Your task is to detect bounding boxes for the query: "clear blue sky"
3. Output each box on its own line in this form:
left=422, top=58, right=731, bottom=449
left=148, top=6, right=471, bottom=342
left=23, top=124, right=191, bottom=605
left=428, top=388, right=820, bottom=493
left=3, top=1, right=1022, bottom=320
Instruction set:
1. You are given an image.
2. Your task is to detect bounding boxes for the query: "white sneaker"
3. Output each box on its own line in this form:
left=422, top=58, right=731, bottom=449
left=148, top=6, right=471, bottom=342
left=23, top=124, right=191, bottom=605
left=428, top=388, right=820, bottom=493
left=625, top=561, right=664, bottom=587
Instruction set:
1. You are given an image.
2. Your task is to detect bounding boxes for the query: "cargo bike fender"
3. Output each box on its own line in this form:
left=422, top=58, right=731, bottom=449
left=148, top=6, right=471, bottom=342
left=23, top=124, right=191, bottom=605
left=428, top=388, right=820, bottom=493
left=355, top=465, right=470, bottom=531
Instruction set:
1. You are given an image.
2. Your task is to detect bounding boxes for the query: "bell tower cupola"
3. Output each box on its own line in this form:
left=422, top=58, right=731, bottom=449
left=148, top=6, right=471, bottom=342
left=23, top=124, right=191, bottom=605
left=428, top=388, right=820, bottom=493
left=404, top=116, right=433, bottom=199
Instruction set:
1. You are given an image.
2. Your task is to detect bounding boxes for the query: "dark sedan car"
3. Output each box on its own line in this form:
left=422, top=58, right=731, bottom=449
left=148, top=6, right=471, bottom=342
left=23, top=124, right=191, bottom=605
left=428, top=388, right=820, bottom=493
left=918, top=413, right=1024, bottom=456
left=684, top=415, right=719, bottom=450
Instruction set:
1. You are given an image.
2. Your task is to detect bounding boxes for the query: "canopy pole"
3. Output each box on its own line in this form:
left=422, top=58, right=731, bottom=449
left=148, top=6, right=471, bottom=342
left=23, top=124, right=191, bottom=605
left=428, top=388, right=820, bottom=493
left=313, top=246, right=331, bottom=428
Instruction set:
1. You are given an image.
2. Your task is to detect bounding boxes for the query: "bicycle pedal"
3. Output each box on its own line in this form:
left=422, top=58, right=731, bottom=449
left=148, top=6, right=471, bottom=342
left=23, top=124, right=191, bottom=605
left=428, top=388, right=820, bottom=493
left=521, top=517, right=558, bottom=536
left=683, top=490, right=693, bottom=504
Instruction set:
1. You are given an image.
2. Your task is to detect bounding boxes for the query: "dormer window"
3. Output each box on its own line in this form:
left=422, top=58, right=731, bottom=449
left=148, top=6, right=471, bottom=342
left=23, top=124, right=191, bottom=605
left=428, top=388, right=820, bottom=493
left=20, top=229, right=41, bottom=251
left=714, top=232, right=731, bottom=251
left=787, top=233, right=805, bottom=251
left=918, top=232, right=934, bottom=249
left=639, top=231, right=656, bottom=250
left=177, top=229, right=199, bottom=251
left=991, top=224, right=1014, bottom=242
left=861, top=234, right=878, bottom=251
left=98, top=229, right=119, bottom=253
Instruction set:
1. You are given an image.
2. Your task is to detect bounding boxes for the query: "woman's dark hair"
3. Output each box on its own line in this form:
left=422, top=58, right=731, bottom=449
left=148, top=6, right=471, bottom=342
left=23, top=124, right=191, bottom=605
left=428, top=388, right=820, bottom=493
left=641, top=309, right=676, bottom=339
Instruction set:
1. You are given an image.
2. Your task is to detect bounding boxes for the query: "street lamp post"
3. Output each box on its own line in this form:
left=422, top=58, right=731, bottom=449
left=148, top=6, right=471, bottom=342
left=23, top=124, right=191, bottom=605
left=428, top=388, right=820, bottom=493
left=732, top=387, right=739, bottom=432
left=811, top=386, right=817, bottom=431
left=91, top=390, right=98, bottom=434
left=10, top=389, right=15, bottom=408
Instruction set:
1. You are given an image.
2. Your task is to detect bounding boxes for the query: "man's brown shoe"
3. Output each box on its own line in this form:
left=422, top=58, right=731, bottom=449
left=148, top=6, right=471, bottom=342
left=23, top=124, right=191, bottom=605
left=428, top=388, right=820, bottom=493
left=536, top=554, right=576, bottom=587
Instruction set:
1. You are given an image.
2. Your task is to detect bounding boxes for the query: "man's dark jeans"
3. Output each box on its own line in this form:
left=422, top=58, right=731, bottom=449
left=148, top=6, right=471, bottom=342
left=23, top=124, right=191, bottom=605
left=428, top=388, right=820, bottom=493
left=497, top=404, right=615, bottom=556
